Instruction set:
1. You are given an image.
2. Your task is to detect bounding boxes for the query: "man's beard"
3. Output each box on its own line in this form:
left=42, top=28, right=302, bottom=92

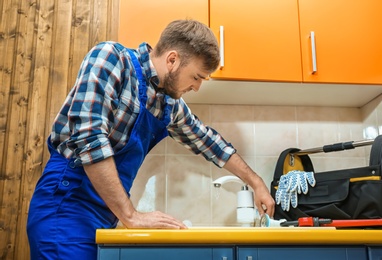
left=161, top=69, right=182, bottom=99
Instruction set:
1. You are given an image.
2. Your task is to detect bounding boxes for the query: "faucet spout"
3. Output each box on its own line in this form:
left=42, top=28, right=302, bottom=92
left=212, top=175, right=245, bottom=188
left=212, top=175, right=258, bottom=227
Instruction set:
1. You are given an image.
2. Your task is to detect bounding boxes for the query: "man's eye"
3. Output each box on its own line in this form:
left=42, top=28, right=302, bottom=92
left=194, top=77, right=198, bottom=80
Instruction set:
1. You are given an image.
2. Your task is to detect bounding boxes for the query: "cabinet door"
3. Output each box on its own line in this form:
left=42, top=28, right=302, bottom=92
left=299, top=0, right=382, bottom=84
left=238, top=246, right=367, bottom=260
left=119, top=0, right=208, bottom=47
left=209, top=0, right=302, bottom=82
left=120, top=247, right=233, bottom=260
left=368, top=246, right=382, bottom=260
left=98, top=246, right=120, bottom=260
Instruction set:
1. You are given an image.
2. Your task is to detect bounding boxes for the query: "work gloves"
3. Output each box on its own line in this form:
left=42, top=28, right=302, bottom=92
left=275, top=170, right=316, bottom=211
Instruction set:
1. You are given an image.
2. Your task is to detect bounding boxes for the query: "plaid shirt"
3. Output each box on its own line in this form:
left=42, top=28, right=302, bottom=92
left=50, top=41, right=235, bottom=167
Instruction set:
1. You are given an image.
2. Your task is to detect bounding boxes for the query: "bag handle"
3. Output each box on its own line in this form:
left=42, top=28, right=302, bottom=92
left=272, top=148, right=314, bottom=183
left=293, top=139, right=374, bottom=155
left=369, top=135, right=382, bottom=166
left=273, top=134, right=382, bottom=184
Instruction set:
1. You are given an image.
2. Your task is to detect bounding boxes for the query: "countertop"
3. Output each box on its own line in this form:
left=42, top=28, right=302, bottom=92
left=96, top=227, right=382, bottom=245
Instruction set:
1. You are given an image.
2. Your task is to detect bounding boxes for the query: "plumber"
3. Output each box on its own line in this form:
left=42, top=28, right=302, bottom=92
left=27, top=19, right=275, bottom=259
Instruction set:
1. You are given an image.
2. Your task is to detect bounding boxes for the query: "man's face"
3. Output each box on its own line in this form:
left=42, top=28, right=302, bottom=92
left=161, top=57, right=210, bottom=99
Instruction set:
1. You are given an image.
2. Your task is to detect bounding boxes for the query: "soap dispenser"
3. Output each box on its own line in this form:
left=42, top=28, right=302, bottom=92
left=212, top=176, right=259, bottom=227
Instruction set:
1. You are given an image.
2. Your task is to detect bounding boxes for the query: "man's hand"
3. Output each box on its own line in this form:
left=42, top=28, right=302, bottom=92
left=252, top=176, right=275, bottom=217
left=223, top=153, right=275, bottom=218
left=123, top=210, right=187, bottom=229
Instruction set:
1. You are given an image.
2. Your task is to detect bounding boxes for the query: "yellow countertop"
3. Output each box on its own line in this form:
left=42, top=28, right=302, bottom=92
left=96, top=227, right=382, bottom=245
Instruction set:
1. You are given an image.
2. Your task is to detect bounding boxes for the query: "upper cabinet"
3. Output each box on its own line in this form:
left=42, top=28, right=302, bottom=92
left=210, top=0, right=382, bottom=84
left=299, top=0, right=382, bottom=84
left=118, top=0, right=208, bottom=48
left=119, top=0, right=382, bottom=85
left=209, top=0, right=302, bottom=82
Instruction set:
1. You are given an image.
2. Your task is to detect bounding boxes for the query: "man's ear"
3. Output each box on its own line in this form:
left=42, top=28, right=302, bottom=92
left=166, top=51, right=179, bottom=72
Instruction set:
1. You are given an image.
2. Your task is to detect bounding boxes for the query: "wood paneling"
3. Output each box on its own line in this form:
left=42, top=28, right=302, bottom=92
left=0, top=0, right=119, bottom=259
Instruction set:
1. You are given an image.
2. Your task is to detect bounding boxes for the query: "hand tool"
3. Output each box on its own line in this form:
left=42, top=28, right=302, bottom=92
left=260, top=214, right=286, bottom=227
left=280, top=217, right=382, bottom=228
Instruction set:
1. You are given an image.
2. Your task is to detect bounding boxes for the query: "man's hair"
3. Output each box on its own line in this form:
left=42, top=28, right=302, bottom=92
left=153, top=19, right=220, bottom=72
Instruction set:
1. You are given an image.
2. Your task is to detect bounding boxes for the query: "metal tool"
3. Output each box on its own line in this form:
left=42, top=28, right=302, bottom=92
left=280, top=217, right=331, bottom=227
left=281, top=217, right=382, bottom=228
left=288, top=138, right=374, bottom=167
left=291, top=139, right=374, bottom=156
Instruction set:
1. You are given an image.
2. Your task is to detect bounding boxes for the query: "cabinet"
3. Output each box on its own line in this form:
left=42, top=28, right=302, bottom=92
left=210, top=0, right=382, bottom=84
left=96, top=228, right=382, bottom=260
left=118, top=1, right=382, bottom=85
left=98, top=245, right=375, bottom=260
left=238, top=246, right=367, bottom=260
left=299, top=0, right=382, bottom=84
left=118, top=0, right=208, bottom=47
left=98, top=246, right=234, bottom=260
left=209, top=0, right=302, bottom=82
left=368, top=246, right=382, bottom=260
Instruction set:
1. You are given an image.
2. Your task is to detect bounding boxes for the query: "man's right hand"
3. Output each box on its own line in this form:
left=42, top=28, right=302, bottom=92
left=84, top=157, right=187, bottom=230
left=123, top=210, right=187, bottom=229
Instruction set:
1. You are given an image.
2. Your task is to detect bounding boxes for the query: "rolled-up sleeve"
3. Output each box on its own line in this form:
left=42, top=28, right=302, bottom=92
left=66, top=42, right=125, bottom=165
left=167, top=100, right=236, bottom=168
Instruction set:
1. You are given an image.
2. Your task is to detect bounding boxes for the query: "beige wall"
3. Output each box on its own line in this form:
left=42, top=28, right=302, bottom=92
left=130, top=99, right=382, bottom=227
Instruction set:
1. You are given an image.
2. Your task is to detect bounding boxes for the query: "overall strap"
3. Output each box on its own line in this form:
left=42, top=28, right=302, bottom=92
left=126, top=48, right=171, bottom=126
left=126, top=48, right=147, bottom=104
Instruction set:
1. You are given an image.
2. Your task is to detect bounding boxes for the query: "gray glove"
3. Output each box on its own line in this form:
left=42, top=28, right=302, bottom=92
left=276, top=170, right=316, bottom=211
left=275, top=174, right=292, bottom=211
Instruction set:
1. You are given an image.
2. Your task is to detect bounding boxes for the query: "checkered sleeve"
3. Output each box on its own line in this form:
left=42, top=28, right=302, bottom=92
left=65, top=42, right=127, bottom=165
left=167, top=99, right=236, bottom=168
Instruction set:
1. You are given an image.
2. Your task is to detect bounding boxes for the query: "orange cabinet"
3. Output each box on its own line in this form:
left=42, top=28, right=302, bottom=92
left=119, top=1, right=382, bottom=85
left=209, top=0, right=302, bottom=82
left=118, top=0, right=208, bottom=48
left=299, top=0, right=382, bottom=84
left=210, top=0, right=382, bottom=84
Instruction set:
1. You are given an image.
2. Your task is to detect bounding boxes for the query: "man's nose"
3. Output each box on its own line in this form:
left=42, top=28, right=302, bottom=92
left=191, top=83, right=202, bottom=92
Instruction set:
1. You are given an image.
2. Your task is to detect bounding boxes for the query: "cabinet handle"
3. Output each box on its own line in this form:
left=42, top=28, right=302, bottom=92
left=246, top=257, right=253, bottom=260
left=310, top=31, right=317, bottom=74
left=219, top=25, right=225, bottom=69
left=222, top=257, right=228, bottom=260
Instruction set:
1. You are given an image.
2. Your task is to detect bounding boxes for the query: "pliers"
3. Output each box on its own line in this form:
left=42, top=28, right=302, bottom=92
left=281, top=217, right=382, bottom=228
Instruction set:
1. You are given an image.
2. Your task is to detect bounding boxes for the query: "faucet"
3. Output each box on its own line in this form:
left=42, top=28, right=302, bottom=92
left=212, top=176, right=259, bottom=227
left=212, top=175, right=244, bottom=188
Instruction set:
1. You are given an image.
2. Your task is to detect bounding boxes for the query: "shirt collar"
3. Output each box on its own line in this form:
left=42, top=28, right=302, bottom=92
left=137, top=42, right=159, bottom=87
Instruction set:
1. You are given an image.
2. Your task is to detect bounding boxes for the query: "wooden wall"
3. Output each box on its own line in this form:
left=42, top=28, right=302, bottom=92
left=0, top=0, right=119, bottom=258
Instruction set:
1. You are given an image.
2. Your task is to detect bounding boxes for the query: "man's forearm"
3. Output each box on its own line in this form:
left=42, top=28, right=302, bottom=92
left=83, top=156, right=135, bottom=224
left=83, top=156, right=187, bottom=228
left=223, top=153, right=262, bottom=187
left=223, top=153, right=275, bottom=217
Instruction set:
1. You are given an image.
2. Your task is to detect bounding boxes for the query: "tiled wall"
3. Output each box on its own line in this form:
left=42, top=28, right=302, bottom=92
left=129, top=95, right=382, bottom=227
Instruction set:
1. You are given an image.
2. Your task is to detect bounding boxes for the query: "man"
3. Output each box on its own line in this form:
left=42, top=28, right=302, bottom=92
left=27, top=19, right=275, bottom=259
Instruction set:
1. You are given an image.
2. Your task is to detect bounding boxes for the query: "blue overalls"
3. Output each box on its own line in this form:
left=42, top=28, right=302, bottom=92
left=27, top=49, right=171, bottom=259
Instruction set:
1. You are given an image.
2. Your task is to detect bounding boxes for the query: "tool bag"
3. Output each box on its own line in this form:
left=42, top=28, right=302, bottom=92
left=270, top=135, right=382, bottom=221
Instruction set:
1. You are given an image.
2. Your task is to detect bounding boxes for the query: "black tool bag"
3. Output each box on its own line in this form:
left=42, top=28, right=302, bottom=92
left=270, top=135, right=382, bottom=221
